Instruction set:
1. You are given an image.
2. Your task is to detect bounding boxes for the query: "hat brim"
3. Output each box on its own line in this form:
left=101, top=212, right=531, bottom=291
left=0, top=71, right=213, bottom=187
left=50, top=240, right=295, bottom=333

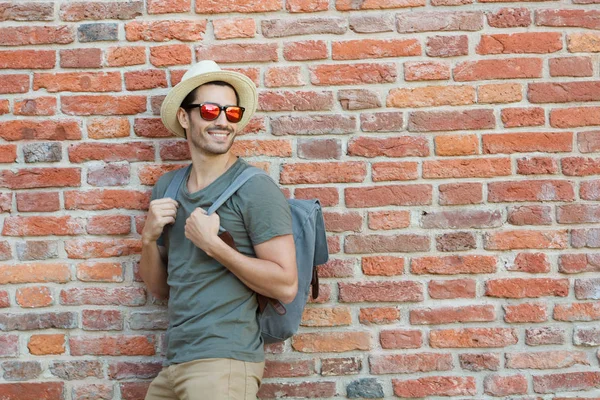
left=160, top=71, right=257, bottom=138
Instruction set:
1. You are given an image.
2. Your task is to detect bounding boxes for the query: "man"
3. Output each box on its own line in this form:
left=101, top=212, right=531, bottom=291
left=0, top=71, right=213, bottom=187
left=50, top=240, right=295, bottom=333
left=139, top=60, right=298, bottom=400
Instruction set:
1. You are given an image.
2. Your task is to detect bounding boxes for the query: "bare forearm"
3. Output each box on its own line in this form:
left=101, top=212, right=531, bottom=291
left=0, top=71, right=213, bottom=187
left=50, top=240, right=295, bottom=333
left=139, top=240, right=169, bottom=300
left=207, top=239, right=297, bottom=303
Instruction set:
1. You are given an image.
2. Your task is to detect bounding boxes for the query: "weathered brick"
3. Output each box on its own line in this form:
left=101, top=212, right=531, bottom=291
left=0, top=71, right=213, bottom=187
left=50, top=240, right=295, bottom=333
left=422, top=209, right=502, bottom=229
left=129, top=311, right=169, bottom=330
left=0, top=74, right=28, bottom=94
left=62, top=95, right=146, bottom=116
left=550, top=56, right=594, bottom=77
left=69, top=142, right=154, bottom=163
left=78, top=23, right=118, bottom=42
left=3, top=216, right=84, bottom=236
left=426, top=35, right=468, bottom=57
left=484, top=374, right=528, bottom=396
left=517, top=157, right=559, bottom=175
left=409, top=109, right=495, bottom=132
left=572, top=228, right=600, bottom=248
left=404, top=61, right=451, bottom=81
left=504, top=303, right=548, bottom=323
left=533, top=371, right=600, bottom=394
left=338, top=89, right=380, bottom=110
left=196, top=43, right=277, bottom=63
left=337, top=0, right=425, bottom=9
left=477, top=32, right=562, bottom=54
left=339, top=281, right=423, bottom=302
left=82, top=309, right=123, bottom=331
left=568, top=32, right=600, bottom=52
left=558, top=204, right=600, bottom=223
left=397, top=11, right=483, bottom=32
left=87, top=118, right=130, bottom=139
left=454, top=58, right=542, bottom=81
left=298, top=138, right=341, bottom=160
left=0, top=383, right=64, bottom=399
left=258, top=382, right=336, bottom=399
left=554, top=302, right=600, bottom=322
left=429, top=279, right=476, bottom=299
left=361, top=256, right=404, bottom=276
left=147, top=0, right=191, bottom=14
left=368, top=211, right=410, bottom=231
left=310, top=63, right=397, bottom=85
left=478, top=83, right=522, bottom=104
left=16, top=286, right=53, bottom=308
left=388, top=85, right=474, bottom=108
left=439, top=183, right=483, bottom=205
left=3, top=361, right=45, bottom=380
left=0, top=26, right=73, bottom=46
left=485, top=230, right=568, bottom=250
left=0, top=335, right=18, bottom=357
left=435, top=135, right=478, bottom=156
left=423, top=158, right=511, bottom=178
left=501, top=107, right=545, bottom=128
left=14, top=97, right=57, bottom=116
left=506, top=350, right=589, bottom=369
left=77, top=262, right=124, bottom=282
left=108, top=361, right=163, bottom=380
left=486, top=278, right=569, bottom=298
left=575, top=278, right=600, bottom=300
left=349, top=14, right=394, bottom=33
left=372, top=162, right=418, bottom=182
left=0, top=145, right=16, bottom=163
left=60, top=1, right=142, bottom=21
left=0, top=3, right=54, bottom=21
left=370, top=353, right=450, bottom=374
left=526, top=327, right=565, bottom=345
left=487, top=8, right=531, bottom=27
left=292, top=332, right=371, bottom=353
left=529, top=81, right=600, bottom=104
left=348, top=136, right=428, bottom=158
left=0, top=120, right=81, bottom=141
left=360, top=112, right=403, bottom=132
left=508, top=252, right=551, bottom=273
left=106, top=46, right=146, bottom=67
left=70, top=335, right=155, bottom=356
left=260, top=91, right=332, bottom=112
left=392, top=376, right=476, bottom=397
left=213, top=18, right=255, bottom=39
left=262, top=17, right=346, bottom=37
left=126, top=20, right=206, bottom=42
left=72, top=383, right=113, bottom=400
left=559, top=254, right=600, bottom=274
left=379, top=330, right=423, bottom=349
left=346, top=184, right=431, bottom=208
left=430, top=328, right=518, bottom=348
left=488, top=180, right=574, bottom=202
left=333, top=39, right=420, bottom=60
left=281, top=162, right=365, bottom=184
left=412, top=255, right=497, bottom=275
left=0, top=50, right=55, bottom=69
left=64, top=239, right=142, bottom=259
left=459, top=353, right=500, bottom=371
left=294, top=187, right=338, bottom=206
left=60, top=287, right=145, bottom=306
left=301, top=306, right=351, bottom=327
left=347, top=378, right=384, bottom=399
left=283, top=40, right=327, bottom=61
left=323, top=212, right=362, bottom=233
left=359, top=307, right=400, bottom=325
left=196, top=0, right=281, bottom=13
left=536, top=9, right=600, bottom=29
left=50, top=360, right=103, bottom=380
left=0, top=312, right=76, bottom=331
left=551, top=107, right=600, bottom=128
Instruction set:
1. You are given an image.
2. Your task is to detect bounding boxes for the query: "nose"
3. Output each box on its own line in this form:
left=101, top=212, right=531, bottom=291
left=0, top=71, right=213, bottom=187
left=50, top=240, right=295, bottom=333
left=214, top=108, right=229, bottom=126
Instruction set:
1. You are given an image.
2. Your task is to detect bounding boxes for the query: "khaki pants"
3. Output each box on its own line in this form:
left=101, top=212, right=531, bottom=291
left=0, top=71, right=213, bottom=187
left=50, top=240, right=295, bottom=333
left=145, top=358, right=265, bottom=400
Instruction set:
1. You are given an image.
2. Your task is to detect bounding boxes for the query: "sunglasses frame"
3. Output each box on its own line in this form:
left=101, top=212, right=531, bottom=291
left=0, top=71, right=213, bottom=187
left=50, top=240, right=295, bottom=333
left=183, top=102, right=245, bottom=123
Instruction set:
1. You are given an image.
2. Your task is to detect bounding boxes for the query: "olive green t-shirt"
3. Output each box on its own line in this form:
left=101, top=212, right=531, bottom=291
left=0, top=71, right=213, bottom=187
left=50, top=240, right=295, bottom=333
left=150, top=158, right=292, bottom=365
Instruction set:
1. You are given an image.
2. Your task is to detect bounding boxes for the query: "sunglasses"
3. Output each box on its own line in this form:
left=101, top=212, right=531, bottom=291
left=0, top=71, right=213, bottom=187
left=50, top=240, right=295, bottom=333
left=184, top=102, right=245, bottom=123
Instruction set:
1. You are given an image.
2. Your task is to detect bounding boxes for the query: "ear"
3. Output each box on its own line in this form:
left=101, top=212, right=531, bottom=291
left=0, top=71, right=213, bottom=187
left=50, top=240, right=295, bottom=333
left=176, top=108, right=189, bottom=131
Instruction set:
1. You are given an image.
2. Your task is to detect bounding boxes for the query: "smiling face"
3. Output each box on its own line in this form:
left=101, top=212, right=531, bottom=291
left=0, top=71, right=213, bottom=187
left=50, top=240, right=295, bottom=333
left=177, top=83, right=239, bottom=157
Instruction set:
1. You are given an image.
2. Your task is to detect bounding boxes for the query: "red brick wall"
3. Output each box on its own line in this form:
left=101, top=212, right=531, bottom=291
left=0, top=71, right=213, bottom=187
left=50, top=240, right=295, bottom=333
left=1, top=0, right=600, bottom=399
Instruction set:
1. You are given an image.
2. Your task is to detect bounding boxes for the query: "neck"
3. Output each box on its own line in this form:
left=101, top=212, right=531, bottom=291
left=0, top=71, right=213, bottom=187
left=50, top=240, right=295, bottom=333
left=187, top=151, right=236, bottom=192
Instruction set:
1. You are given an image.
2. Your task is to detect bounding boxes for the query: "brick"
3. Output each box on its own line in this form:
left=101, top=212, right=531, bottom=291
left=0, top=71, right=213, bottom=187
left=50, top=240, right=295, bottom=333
left=577, top=327, right=600, bottom=345
left=106, top=46, right=145, bottom=67
left=484, top=375, right=528, bottom=396
left=409, top=109, right=495, bottom=132
left=422, top=209, right=502, bottom=229
left=0, top=145, right=16, bottom=163
left=108, top=361, right=163, bottom=380
left=301, top=306, right=351, bottom=327
left=411, top=305, right=495, bottom=325
left=568, top=32, right=600, bottom=52
left=87, top=118, right=129, bottom=140
left=60, top=287, right=145, bottom=306
left=459, top=353, right=500, bottom=371
left=487, top=7, right=532, bottom=27
left=0, top=74, right=28, bottom=94
left=0, top=291, right=7, bottom=307
left=582, top=180, right=600, bottom=200
left=34, top=71, right=121, bottom=93
left=347, top=379, right=384, bottom=399
left=0, top=193, right=10, bottom=213
left=478, top=83, right=522, bottom=104
left=572, top=228, right=600, bottom=248
left=72, top=383, right=113, bottom=400
left=196, top=43, right=277, bottom=63
left=338, top=89, right=380, bottom=110
left=283, top=40, right=327, bottom=61
left=323, top=211, right=362, bottom=233
left=379, top=330, right=423, bottom=349
left=551, top=107, right=600, bottom=128
left=0, top=120, right=81, bottom=141
left=77, top=262, right=124, bottom=282
left=121, top=382, right=151, bottom=400
left=196, top=0, right=281, bottom=13
left=372, top=162, right=418, bottom=182
left=82, top=309, right=123, bottom=331
left=506, top=350, right=589, bottom=369
left=477, top=32, right=562, bottom=54
left=0, top=263, right=68, bottom=284
left=510, top=205, right=553, bottom=227
left=0, top=3, right=54, bottom=21
left=558, top=204, right=600, bottom=223
left=554, top=303, right=600, bottom=322
left=129, top=311, right=168, bottom=330
left=488, top=180, right=574, bottom=202
left=339, top=281, right=423, bottom=302
left=509, top=252, right=551, bottom=273
left=0, top=100, right=7, bottom=114
left=501, top=107, right=545, bottom=128
left=526, top=327, right=565, bottom=345
left=0, top=335, right=18, bottom=356
left=125, top=70, right=168, bottom=91
left=69, top=142, right=154, bottom=163
left=280, top=162, right=365, bottom=184
left=397, top=11, right=482, bottom=32
left=212, top=18, right=255, bottom=40
left=134, top=118, right=172, bottom=138
left=486, top=278, right=568, bottom=298
left=87, top=163, right=130, bottom=187
left=292, top=332, right=370, bottom=352
left=404, top=61, right=451, bottom=81
left=87, top=215, right=131, bottom=235
left=3, top=216, right=84, bottom=236
left=423, top=158, right=511, bottom=178
left=575, top=278, right=600, bottom=300
left=360, top=112, right=403, bottom=132
left=0, top=312, right=76, bottom=330
left=345, top=185, right=432, bottom=207
left=1, top=168, right=80, bottom=190
left=412, top=255, right=497, bottom=275
left=337, top=0, right=425, bottom=9
left=578, top=131, right=600, bottom=153
left=370, top=353, right=450, bottom=374
left=125, top=20, right=206, bottom=42
left=294, top=187, right=338, bottom=206
left=64, top=239, right=142, bottom=259
left=504, top=303, right=548, bottom=323
left=430, top=328, right=518, bottom=348
left=263, top=17, right=345, bottom=37
left=285, top=0, right=328, bottom=11
left=59, top=48, right=101, bottom=68
left=426, top=35, right=468, bottom=57
left=388, top=85, right=474, bottom=108
left=439, top=183, right=482, bottom=205
left=536, top=9, right=600, bottom=29
left=368, top=211, right=410, bottom=231
left=22, top=143, right=62, bottom=163
left=60, top=1, right=142, bottom=21
left=0, top=26, right=73, bottom=46
left=392, top=376, right=476, bottom=397
left=50, top=360, right=103, bottom=380
left=534, top=82, right=600, bottom=106
left=485, top=230, right=568, bottom=250
left=559, top=254, right=600, bottom=274
left=16, top=286, right=53, bottom=308
left=138, top=165, right=184, bottom=186
left=349, top=14, right=394, bottom=33
left=298, top=138, right=341, bottom=160
left=550, top=56, right=593, bottom=77
left=0, top=50, right=55, bottom=69
left=62, top=95, right=146, bottom=116
left=429, top=279, right=476, bottom=299
left=70, top=335, right=155, bottom=356
left=435, top=134, right=478, bottom=156
left=258, top=382, right=335, bottom=399
left=310, top=63, right=397, bottom=85
left=78, top=23, right=118, bottom=42
left=147, top=0, right=190, bottom=13
left=348, top=136, right=428, bottom=158
left=517, top=157, right=559, bottom=175
left=14, top=97, right=57, bottom=116
left=333, top=39, right=420, bottom=60
left=454, top=58, right=542, bottom=81
left=233, top=140, right=293, bottom=158
left=359, top=307, right=400, bottom=324
left=0, top=383, right=64, bottom=399
left=533, top=372, right=600, bottom=394
left=436, top=232, right=477, bottom=253
left=264, top=66, right=304, bottom=88
left=361, top=256, right=404, bottom=276
left=15, top=241, right=58, bottom=261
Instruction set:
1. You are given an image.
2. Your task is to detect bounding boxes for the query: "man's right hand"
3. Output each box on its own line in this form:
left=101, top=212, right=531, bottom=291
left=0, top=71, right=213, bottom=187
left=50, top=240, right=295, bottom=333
left=142, top=198, right=179, bottom=245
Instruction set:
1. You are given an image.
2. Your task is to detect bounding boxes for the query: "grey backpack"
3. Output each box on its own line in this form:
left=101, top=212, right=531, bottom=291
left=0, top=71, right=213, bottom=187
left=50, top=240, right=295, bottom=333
left=162, top=165, right=329, bottom=343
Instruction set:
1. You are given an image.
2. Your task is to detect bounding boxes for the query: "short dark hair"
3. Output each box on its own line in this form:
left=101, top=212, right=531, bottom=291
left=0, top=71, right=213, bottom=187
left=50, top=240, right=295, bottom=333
left=180, top=81, right=239, bottom=109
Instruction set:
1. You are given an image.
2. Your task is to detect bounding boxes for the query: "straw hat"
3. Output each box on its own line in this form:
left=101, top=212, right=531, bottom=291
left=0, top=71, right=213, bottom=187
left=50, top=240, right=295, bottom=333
left=160, top=60, right=258, bottom=138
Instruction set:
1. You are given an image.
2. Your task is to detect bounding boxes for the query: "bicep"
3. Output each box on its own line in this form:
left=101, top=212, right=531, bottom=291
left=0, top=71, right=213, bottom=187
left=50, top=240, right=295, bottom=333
left=253, top=234, right=296, bottom=273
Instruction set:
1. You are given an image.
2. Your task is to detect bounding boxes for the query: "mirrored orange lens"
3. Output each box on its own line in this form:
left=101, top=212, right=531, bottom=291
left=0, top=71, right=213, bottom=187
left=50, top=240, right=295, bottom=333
left=200, top=104, right=220, bottom=120
left=225, top=107, right=243, bottom=123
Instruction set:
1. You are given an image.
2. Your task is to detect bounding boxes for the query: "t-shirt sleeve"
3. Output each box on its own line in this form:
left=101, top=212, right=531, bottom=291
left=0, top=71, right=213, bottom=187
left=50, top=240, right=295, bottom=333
left=235, top=174, right=293, bottom=246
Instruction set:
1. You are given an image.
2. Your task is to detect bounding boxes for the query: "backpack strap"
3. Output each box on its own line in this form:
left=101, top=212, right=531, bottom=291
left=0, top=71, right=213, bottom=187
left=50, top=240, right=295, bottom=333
left=163, top=165, right=191, bottom=201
